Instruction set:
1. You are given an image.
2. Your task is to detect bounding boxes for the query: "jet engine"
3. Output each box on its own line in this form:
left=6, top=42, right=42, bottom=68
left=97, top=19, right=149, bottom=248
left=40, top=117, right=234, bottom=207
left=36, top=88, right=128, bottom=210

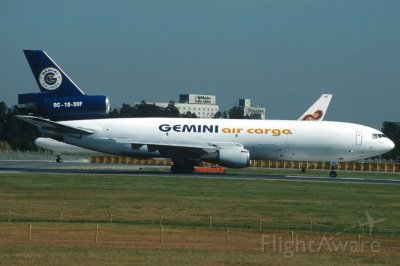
left=202, top=148, right=250, bottom=168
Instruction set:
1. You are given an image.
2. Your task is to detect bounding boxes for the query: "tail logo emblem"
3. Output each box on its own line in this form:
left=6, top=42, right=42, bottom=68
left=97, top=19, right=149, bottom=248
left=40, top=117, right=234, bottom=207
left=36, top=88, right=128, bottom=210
left=39, top=67, right=62, bottom=90
left=301, top=110, right=324, bottom=121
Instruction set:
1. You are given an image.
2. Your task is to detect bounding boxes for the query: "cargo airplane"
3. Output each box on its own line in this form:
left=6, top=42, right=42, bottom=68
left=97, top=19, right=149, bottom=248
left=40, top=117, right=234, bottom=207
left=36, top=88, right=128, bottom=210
left=17, top=51, right=394, bottom=176
left=34, top=93, right=333, bottom=162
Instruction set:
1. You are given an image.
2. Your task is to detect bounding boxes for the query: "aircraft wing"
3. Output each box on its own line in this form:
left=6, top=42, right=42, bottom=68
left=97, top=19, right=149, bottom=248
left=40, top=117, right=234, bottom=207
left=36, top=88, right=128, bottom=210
left=16, top=115, right=94, bottom=135
left=113, top=139, right=249, bottom=168
left=113, top=138, right=244, bottom=155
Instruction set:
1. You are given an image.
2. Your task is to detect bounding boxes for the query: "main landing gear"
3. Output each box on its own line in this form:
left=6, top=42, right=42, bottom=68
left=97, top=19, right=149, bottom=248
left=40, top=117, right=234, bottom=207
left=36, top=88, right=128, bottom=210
left=170, top=158, right=197, bottom=173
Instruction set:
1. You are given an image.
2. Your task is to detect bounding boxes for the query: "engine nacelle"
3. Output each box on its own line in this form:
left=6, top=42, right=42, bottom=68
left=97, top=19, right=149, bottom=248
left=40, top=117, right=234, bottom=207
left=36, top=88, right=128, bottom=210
left=218, top=148, right=250, bottom=168
left=18, top=93, right=110, bottom=121
left=203, top=148, right=250, bottom=168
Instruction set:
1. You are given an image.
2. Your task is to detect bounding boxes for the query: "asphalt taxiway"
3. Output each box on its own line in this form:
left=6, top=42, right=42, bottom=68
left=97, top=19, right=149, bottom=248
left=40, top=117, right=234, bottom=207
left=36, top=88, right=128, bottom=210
left=0, top=160, right=399, bottom=186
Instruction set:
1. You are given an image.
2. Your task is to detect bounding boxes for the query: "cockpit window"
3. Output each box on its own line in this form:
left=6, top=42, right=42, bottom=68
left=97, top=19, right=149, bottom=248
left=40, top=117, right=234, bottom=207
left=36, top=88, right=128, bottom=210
left=372, top=133, right=386, bottom=139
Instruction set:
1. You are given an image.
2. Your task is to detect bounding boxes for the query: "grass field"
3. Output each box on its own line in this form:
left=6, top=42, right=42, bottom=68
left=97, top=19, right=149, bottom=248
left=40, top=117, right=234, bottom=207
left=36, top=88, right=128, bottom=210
left=0, top=171, right=399, bottom=265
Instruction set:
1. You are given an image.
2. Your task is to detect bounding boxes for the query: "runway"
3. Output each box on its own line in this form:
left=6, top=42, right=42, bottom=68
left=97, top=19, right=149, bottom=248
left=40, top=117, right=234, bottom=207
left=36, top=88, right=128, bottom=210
left=0, top=160, right=400, bottom=186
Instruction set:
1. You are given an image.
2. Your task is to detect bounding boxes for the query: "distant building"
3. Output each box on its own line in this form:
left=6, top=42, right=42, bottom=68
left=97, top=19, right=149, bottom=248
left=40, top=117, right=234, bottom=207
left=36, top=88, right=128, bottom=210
left=237, top=98, right=266, bottom=120
left=175, top=94, right=218, bottom=118
left=144, top=93, right=219, bottom=119
left=179, top=94, right=216, bottom=105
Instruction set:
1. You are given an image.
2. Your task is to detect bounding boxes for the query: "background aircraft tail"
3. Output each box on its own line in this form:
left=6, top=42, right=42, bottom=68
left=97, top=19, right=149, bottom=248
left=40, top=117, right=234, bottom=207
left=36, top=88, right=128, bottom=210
left=19, top=50, right=109, bottom=120
left=298, top=94, right=332, bottom=121
left=23, top=50, right=84, bottom=96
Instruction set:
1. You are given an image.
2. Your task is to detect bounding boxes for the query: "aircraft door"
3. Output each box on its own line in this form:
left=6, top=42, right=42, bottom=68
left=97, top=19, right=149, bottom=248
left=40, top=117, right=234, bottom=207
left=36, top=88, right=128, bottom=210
left=283, top=133, right=296, bottom=158
left=356, top=131, right=362, bottom=145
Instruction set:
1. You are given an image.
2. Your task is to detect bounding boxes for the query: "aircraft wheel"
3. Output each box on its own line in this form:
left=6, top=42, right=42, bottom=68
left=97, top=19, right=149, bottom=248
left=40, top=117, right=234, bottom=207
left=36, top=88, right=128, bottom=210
left=171, top=164, right=186, bottom=173
left=329, top=171, right=337, bottom=178
left=184, top=164, right=195, bottom=173
left=171, top=165, right=178, bottom=173
left=56, top=155, right=63, bottom=163
left=171, top=161, right=195, bottom=174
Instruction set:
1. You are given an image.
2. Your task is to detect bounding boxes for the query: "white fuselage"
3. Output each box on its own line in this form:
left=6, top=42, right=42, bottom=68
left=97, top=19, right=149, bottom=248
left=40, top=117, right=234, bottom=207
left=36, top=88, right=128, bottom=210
left=56, top=118, right=394, bottom=162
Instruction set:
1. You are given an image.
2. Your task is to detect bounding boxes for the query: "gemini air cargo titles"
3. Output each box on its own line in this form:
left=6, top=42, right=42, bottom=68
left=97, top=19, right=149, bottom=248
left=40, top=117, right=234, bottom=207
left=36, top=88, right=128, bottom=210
left=158, top=123, right=292, bottom=136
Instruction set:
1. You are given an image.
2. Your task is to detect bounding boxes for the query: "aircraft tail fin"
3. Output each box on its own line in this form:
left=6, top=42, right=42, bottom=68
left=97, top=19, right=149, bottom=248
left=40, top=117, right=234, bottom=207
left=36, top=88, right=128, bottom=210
left=23, top=50, right=84, bottom=96
left=298, top=94, right=332, bottom=121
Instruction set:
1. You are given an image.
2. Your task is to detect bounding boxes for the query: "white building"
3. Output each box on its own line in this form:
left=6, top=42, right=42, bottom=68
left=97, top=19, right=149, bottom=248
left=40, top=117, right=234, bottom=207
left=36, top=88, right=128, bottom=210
left=238, top=98, right=266, bottom=120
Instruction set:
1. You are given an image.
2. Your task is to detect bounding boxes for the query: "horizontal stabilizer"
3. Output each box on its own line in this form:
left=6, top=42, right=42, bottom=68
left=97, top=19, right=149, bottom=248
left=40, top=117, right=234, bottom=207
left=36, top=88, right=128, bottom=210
left=16, top=115, right=93, bottom=135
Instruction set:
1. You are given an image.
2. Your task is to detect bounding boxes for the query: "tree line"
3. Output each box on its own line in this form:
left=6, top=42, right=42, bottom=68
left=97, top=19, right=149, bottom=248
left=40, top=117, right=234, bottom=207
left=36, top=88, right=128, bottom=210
left=108, top=101, right=197, bottom=118
left=0, top=100, right=398, bottom=161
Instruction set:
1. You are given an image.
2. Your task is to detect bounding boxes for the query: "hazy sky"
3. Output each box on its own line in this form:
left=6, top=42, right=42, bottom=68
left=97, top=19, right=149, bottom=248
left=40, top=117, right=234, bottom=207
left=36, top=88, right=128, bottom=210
left=0, top=0, right=399, bottom=128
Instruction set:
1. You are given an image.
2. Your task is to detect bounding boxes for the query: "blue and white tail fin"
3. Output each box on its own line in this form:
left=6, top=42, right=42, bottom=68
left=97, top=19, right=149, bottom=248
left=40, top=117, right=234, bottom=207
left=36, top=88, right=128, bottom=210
left=298, top=94, right=332, bottom=121
left=23, top=50, right=84, bottom=96
left=19, top=50, right=109, bottom=120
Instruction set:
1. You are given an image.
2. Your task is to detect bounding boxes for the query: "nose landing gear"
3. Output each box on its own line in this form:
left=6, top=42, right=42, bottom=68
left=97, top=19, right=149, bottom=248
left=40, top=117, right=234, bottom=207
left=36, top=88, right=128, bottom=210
left=55, top=154, right=63, bottom=163
left=329, top=168, right=337, bottom=178
left=329, top=161, right=338, bottom=178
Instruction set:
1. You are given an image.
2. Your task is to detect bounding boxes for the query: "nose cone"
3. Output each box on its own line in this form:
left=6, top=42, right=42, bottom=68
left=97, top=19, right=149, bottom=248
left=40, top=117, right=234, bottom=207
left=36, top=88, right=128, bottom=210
left=387, top=139, right=395, bottom=151
left=379, top=138, right=396, bottom=155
